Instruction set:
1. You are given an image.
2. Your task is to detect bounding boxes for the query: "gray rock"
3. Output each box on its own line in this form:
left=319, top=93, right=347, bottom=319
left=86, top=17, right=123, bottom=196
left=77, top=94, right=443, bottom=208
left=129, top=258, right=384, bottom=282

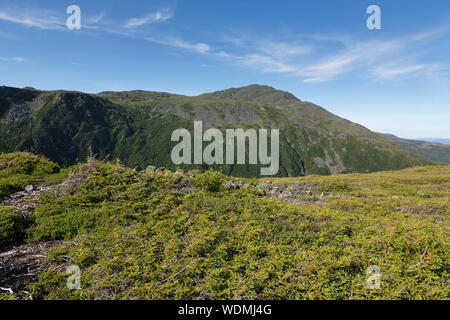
left=10, top=193, right=22, bottom=199
left=319, top=192, right=333, bottom=199
left=224, top=180, right=246, bottom=189
left=25, top=185, right=34, bottom=192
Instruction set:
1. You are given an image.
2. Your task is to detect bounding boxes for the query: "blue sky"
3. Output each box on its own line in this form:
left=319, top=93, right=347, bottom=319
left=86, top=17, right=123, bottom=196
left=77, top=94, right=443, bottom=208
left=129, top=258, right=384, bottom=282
left=0, top=0, right=449, bottom=138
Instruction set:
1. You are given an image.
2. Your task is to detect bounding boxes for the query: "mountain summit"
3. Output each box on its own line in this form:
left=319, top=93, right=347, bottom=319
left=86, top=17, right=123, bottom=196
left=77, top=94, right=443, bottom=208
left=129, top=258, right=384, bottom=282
left=197, top=84, right=301, bottom=106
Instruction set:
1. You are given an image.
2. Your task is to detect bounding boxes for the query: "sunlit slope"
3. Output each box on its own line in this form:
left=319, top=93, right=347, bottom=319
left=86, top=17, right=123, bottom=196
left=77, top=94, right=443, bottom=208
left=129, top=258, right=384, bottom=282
left=0, top=152, right=447, bottom=300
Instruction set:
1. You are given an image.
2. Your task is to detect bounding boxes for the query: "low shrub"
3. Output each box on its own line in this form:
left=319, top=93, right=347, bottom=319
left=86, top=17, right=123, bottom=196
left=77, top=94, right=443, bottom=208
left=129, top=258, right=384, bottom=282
left=0, top=175, right=29, bottom=197
left=0, top=152, right=60, bottom=176
left=0, top=153, right=62, bottom=197
left=0, top=207, right=26, bottom=247
left=30, top=206, right=101, bottom=241
left=194, top=169, right=225, bottom=192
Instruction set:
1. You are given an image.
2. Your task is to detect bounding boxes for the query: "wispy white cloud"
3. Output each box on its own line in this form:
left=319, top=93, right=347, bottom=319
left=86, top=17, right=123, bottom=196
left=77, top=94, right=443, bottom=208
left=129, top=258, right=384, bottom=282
left=257, top=41, right=313, bottom=59
left=81, top=12, right=110, bottom=31
left=0, top=56, right=26, bottom=63
left=1, top=4, right=447, bottom=85
left=215, top=26, right=450, bottom=83
left=409, top=25, right=450, bottom=42
left=146, top=37, right=210, bottom=54
left=220, top=34, right=313, bottom=58
left=299, top=40, right=401, bottom=82
left=237, top=53, right=296, bottom=73
left=0, top=8, right=65, bottom=30
left=0, top=5, right=201, bottom=57
left=216, top=34, right=314, bottom=75
left=0, top=6, right=107, bottom=31
left=86, top=12, right=105, bottom=24
left=369, top=63, right=447, bottom=80
left=220, top=35, right=244, bottom=46
left=125, top=9, right=173, bottom=28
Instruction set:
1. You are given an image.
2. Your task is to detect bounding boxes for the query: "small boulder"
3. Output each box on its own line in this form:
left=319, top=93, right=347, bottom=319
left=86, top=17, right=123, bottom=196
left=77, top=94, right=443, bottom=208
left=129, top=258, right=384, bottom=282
left=224, top=180, right=245, bottom=190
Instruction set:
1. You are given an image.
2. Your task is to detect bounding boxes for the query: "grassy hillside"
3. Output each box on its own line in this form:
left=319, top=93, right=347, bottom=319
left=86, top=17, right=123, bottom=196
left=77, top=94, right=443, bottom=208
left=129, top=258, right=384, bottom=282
left=378, top=133, right=450, bottom=164
left=0, top=153, right=448, bottom=300
left=0, top=85, right=436, bottom=177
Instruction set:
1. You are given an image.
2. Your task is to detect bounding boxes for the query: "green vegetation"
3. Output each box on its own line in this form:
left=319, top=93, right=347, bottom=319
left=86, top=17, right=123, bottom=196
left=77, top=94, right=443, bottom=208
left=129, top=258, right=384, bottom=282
left=0, top=152, right=59, bottom=175
left=0, top=153, right=447, bottom=300
left=0, top=293, right=15, bottom=300
left=0, top=152, right=61, bottom=197
left=194, top=169, right=226, bottom=192
left=0, top=206, right=26, bottom=247
left=0, top=175, right=29, bottom=198
left=378, top=133, right=450, bottom=164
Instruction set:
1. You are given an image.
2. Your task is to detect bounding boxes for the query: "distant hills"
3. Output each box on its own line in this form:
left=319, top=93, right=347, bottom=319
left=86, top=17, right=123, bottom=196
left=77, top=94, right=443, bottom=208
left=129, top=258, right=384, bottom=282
left=377, top=133, right=450, bottom=164
left=419, top=138, right=450, bottom=145
left=0, top=84, right=438, bottom=177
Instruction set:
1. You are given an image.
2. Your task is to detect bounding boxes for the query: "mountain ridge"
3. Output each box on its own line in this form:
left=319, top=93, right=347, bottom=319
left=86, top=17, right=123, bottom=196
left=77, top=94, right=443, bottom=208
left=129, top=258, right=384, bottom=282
left=377, top=133, right=450, bottom=164
left=419, top=137, right=450, bottom=145
left=0, top=84, right=437, bottom=177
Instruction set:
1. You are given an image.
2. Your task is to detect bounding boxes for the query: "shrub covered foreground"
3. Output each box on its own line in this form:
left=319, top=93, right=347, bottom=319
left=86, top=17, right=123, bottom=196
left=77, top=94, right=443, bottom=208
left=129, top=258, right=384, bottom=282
left=0, top=207, right=26, bottom=247
left=0, top=154, right=448, bottom=300
left=0, top=152, right=60, bottom=176
left=0, top=152, right=61, bottom=197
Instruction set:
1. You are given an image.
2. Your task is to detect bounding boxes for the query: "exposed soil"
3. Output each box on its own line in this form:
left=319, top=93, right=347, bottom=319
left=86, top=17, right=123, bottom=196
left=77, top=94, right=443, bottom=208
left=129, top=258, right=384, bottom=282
left=1, top=185, right=55, bottom=218
left=0, top=241, right=64, bottom=299
left=1, top=184, right=62, bottom=299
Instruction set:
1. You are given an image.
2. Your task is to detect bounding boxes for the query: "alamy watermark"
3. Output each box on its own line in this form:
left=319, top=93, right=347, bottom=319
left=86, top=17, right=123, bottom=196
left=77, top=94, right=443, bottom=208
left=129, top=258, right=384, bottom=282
left=66, top=265, right=82, bottom=290
left=367, top=5, right=381, bottom=30
left=66, top=5, right=81, bottom=30
left=366, top=265, right=381, bottom=289
left=171, top=121, right=279, bottom=176
left=65, top=5, right=380, bottom=31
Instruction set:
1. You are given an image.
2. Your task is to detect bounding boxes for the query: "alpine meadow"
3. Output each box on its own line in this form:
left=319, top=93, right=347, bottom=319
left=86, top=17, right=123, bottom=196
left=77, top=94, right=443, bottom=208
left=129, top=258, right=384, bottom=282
left=0, top=0, right=449, bottom=304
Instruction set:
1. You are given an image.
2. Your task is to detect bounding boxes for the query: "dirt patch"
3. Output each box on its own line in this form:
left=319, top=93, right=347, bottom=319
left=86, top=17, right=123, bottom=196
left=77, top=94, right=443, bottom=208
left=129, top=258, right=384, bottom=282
left=1, top=183, right=66, bottom=299
left=1, top=185, right=56, bottom=218
left=0, top=241, right=64, bottom=299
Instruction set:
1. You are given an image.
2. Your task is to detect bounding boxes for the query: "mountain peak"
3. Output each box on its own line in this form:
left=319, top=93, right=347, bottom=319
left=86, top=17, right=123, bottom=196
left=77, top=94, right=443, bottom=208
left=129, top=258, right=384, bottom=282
left=197, top=84, right=301, bottom=106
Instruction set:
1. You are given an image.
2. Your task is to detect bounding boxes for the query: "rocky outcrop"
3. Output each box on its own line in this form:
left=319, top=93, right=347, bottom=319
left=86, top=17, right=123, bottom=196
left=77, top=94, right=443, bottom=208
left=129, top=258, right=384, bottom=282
left=1, top=185, right=56, bottom=218
left=224, top=179, right=340, bottom=205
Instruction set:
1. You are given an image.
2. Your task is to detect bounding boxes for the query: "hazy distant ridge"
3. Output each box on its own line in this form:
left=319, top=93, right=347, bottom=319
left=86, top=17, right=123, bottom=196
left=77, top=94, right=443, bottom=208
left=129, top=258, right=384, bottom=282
left=377, top=133, right=450, bottom=164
